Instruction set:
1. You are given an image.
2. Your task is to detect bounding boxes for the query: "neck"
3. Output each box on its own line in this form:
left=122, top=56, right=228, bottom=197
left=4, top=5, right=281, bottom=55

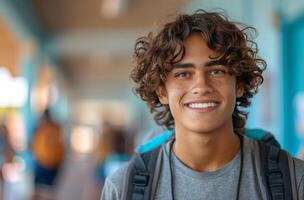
left=173, top=126, right=240, bottom=172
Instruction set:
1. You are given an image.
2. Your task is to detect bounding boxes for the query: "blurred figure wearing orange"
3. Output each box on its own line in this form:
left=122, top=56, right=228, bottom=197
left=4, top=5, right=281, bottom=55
left=31, top=109, right=65, bottom=200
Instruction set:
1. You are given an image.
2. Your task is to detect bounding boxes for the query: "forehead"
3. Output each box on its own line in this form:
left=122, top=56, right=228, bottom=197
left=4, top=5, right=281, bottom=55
left=183, top=33, right=218, bottom=58
left=175, top=33, right=220, bottom=66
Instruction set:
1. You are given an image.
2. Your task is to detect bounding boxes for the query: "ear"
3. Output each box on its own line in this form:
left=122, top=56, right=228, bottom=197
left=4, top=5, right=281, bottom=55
left=156, top=86, right=169, bottom=105
left=236, top=83, right=244, bottom=98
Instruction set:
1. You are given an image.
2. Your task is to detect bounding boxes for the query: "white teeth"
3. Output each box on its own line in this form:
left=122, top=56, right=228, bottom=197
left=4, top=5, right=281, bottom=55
left=188, top=102, right=217, bottom=109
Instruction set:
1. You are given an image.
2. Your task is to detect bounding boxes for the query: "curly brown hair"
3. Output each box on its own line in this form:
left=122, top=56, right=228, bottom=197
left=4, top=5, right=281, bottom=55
left=131, top=9, right=266, bottom=133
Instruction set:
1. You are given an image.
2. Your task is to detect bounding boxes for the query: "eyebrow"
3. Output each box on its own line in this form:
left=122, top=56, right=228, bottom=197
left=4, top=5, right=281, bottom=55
left=173, top=60, right=223, bottom=69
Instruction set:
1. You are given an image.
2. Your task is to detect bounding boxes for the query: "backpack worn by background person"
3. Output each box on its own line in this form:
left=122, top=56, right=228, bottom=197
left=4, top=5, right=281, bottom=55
left=32, top=120, right=65, bottom=170
left=122, top=129, right=298, bottom=200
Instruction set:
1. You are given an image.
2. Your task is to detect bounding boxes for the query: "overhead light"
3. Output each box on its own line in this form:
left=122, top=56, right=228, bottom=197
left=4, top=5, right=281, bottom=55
left=0, top=67, right=28, bottom=108
left=70, top=125, right=98, bottom=154
left=100, top=0, right=128, bottom=19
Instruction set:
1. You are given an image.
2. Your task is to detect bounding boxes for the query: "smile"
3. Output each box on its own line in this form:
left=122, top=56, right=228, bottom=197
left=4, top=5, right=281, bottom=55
left=185, top=101, right=220, bottom=112
left=188, top=102, right=218, bottom=108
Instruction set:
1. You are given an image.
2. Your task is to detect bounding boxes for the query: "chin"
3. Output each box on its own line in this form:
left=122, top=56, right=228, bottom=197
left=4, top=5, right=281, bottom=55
left=184, top=123, right=221, bottom=135
left=192, top=128, right=219, bottom=135
left=180, top=113, right=233, bottom=135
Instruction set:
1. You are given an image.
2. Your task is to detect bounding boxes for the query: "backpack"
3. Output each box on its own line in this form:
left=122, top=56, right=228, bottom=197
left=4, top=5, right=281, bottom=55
left=122, top=129, right=297, bottom=200
left=32, top=120, right=65, bottom=170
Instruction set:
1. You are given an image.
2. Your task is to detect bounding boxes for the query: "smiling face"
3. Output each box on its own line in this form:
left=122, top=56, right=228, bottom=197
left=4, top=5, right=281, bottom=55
left=157, top=33, right=243, bottom=135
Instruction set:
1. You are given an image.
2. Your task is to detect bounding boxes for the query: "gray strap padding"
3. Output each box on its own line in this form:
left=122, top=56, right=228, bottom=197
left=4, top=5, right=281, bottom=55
left=287, top=154, right=298, bottom=200
left=150, top=147, right=164, bottom=199
left=122, top=163, right=133, bottom=200
left=253, top=139, right=269, bottom=200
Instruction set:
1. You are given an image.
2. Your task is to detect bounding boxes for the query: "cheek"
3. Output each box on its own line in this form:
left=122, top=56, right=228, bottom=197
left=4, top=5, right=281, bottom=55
left=217, top=79, right=237, bottom=103
left=224, top=85, right=237, bottom=108
left=166, top=82, right=187, bottom=96
left=165, top=83, right=188, bottom=108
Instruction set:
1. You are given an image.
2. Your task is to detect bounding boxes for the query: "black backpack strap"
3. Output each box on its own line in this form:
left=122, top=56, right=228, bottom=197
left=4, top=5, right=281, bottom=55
left=124, top=146, right=161, bottom=200
left=260, top=132, right=281, bottom=148
left=259, top=141, right=293, bottom=200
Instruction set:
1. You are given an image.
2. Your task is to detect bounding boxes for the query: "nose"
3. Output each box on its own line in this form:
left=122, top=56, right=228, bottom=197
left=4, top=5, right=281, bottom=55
left=190, top=74, right=214, bottom=95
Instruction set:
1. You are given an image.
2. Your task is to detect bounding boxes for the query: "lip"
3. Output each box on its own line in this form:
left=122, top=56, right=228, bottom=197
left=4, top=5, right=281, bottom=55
left=184, top=100, right=220, bottom=113
left=184, top=100, right=220, bottom=105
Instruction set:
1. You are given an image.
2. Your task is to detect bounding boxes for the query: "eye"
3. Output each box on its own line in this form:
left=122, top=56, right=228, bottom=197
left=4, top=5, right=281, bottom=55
left=209, top=69, right=226, bottom=75
left=174, top=71, right=191, bottom=78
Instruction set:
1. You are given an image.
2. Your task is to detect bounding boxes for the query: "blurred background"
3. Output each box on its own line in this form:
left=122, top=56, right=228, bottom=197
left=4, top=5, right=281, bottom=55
left=0, top=0, right=303, bottom=199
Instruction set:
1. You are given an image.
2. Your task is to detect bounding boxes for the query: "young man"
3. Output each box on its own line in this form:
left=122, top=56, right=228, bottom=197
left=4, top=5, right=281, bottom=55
left=101, top=10, right=304, bottom=200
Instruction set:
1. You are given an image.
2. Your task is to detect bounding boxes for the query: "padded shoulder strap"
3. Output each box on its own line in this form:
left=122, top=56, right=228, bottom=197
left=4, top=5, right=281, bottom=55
left=260, top=132, right=281, bottom=148
left=123, top=146, right=161, bottom=200
left=258, top=141, right=293, bottom=200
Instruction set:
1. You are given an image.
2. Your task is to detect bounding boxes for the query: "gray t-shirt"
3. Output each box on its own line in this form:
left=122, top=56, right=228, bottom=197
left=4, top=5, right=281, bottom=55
left=101, top=136, right=304, bottom=200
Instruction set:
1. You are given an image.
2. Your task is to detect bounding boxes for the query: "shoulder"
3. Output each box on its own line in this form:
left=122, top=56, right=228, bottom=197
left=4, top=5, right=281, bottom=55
left=107, top=162, right=130, bottom=186
left=242, top=135, right=259, bottom=152
left=242, top=134, right=304, bottom=179
left=242, top=135, right=304, bottom=196
left=294, top=157, right=304, bottom=175
left=293, top=157, right=304, bottom=190
left=100, top=144, right=166, bottom=200
left=100, top=162, right=130, bottom=200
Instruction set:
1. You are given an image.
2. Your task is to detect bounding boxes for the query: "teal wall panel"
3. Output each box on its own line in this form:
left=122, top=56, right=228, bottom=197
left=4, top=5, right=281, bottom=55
left=282, top=16, right=304, bottom=155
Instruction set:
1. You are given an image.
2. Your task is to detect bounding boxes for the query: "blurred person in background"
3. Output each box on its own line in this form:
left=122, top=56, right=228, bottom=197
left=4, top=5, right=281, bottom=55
left=0, top=123, right=15, bottom=200
left=93, top=123, right=130, bottom=199
left=31, top=109, right=65, bottom=200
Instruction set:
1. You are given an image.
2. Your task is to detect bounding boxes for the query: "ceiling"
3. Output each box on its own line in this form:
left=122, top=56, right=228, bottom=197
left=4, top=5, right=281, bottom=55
left=30, top=0, right=189, bottom=32
left=29, top=0, right=190, bottom=99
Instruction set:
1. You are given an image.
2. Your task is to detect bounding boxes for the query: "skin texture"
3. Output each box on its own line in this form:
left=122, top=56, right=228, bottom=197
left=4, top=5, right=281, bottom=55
left=157, top=33, right=244, bottom=172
